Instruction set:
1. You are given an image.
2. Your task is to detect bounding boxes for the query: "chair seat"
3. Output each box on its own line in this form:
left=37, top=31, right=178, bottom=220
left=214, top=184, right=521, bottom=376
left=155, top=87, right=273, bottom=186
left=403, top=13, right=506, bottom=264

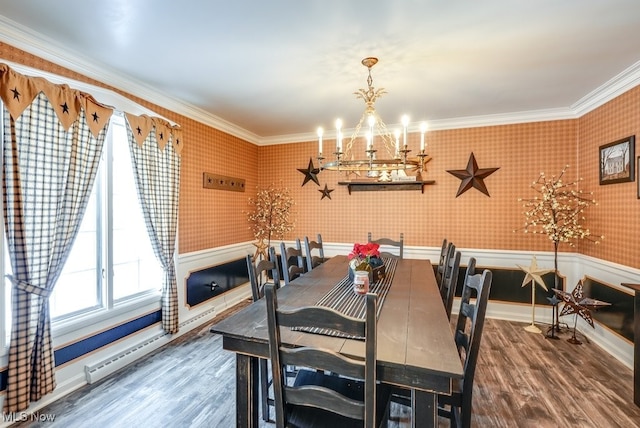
left=286, top=369, right=391, bottom=428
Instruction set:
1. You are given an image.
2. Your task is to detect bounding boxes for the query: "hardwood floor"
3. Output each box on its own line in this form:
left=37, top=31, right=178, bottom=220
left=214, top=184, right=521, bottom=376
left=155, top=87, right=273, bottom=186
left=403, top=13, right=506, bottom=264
left=11, top=299, right=640, bottom=427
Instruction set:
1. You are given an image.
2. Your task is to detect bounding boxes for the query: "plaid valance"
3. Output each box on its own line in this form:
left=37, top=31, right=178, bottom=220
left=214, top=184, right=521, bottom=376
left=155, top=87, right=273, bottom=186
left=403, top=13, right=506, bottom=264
left=0, top=63, right=183, bottom=154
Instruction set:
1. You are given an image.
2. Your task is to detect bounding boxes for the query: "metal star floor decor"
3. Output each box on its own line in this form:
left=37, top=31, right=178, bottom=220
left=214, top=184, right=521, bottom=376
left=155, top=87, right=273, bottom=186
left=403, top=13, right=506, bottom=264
left=447, top=152, right=499, bottom=197
left=553, top=279, right=611, bottom=344
left=297, top=158, right=320, bottom=187
left=517, top=256, right=554, bottom=333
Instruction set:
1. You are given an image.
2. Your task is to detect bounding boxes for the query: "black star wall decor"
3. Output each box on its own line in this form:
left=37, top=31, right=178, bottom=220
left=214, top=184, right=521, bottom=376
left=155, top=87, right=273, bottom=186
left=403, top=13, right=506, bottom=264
left=297, top=158, right=320, bottom=187
left=319, top=184, right=334, bottom=200
left=447, top=152, right=499, bottom=197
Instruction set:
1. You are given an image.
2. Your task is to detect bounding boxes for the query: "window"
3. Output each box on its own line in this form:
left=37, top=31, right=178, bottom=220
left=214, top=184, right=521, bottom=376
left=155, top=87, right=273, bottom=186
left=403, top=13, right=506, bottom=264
left=51, top=113, right=163, bottom=320
left=2, top=111, right=162, bottom=330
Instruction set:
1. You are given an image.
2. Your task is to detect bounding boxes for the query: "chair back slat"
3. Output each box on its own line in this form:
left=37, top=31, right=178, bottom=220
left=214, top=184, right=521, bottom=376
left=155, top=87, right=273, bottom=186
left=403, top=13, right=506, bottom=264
left=304, top=234, right=326, bottom=272
left=367, top=232, right=404, bottom=259
left=437, top=242, right=455, bottom=292
left=280, top=239, right=305, bottom=286
left=286, top=386, right=365, bottom=421
left=278, top=305, right=365, bottom=334
left=440, top=246, right=461, bottom=320
left=246, top=248, right=280, bottom=302
left=282, top=348, right=365, bottom=380
left=435, top=239, right=449, bottom=286
left=265, top=283, right=378, bottom=427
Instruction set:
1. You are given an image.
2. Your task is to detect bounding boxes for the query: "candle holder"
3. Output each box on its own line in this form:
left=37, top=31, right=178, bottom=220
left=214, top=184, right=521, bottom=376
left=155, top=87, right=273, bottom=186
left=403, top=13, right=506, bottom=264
left=417, top=150, right=428, bottom=171
left=365, top=148, right=378, bottom=178
left=398, top=147, right=411, bottom=169
left=334, top=151, right=343, bottom=169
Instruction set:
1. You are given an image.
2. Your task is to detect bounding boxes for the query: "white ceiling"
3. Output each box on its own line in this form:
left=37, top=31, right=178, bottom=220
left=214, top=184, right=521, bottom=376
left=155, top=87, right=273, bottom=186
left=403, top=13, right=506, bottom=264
left=1, top=0, right=640, bottom=144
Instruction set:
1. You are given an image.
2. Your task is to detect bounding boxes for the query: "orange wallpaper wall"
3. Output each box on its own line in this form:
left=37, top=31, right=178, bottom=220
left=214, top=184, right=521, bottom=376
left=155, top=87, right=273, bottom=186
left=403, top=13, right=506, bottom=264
left=259, top=121, right=579, bottom=254
left=577, top=86, right=640, bottom=268
left=3, top=41, right=638, bottom=269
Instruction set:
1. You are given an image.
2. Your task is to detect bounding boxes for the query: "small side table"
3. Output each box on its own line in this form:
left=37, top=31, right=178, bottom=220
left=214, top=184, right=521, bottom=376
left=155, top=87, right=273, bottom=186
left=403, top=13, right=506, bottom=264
left=622, top=282, right=640, bottom=407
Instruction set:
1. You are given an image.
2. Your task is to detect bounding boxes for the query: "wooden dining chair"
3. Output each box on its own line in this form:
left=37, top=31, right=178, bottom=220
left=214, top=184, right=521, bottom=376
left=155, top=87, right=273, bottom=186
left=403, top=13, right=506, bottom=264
left=304, top=233, right=326, bottom=272
left=367, top=232, right=404, bottom=259
left=279, top=240, right=305, bottom=286
left=438, top=259, right=492, bottom=428
left=246, top=248, right=281, bottom=422
left=435, top=238, right=450, bottom=286
left=264, top=283, right=391, bottom=428
left=440, top=246, right=461, bottom=320
left=247, top=248, right=280, bottom=302
left=438, top=242, right=455, bottom=293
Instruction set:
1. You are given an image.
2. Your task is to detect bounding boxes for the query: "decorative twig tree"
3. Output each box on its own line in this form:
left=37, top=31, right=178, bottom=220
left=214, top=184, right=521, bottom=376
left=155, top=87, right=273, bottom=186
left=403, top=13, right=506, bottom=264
left=246, top=183, right=295, bottom=261
left=516, top=165, right=603, bottom=337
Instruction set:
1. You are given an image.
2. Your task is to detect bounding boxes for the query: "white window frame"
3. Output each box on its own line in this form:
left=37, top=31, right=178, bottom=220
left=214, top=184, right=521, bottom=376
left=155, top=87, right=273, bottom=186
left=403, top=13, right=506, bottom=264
left=49, top=113, right=163, bottom=329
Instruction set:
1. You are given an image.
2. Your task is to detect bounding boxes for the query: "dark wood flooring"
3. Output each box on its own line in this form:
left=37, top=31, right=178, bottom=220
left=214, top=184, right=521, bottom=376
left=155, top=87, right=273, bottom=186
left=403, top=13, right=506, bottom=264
left=10, top=299, right=640, bottom=427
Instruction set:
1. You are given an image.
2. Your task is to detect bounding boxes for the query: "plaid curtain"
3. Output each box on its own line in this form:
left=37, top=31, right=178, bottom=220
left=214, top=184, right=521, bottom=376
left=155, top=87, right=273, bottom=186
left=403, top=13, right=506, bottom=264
left=2, top=93, right=107, bottom=412
left=124, top=115, right=182, bottom=334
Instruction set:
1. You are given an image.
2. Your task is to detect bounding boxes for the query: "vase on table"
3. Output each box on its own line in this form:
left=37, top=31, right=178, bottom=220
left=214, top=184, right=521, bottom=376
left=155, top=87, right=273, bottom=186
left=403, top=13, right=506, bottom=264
left=348, top=257, right=385, bottom=283
left=353, top=270, right=370, bottom=294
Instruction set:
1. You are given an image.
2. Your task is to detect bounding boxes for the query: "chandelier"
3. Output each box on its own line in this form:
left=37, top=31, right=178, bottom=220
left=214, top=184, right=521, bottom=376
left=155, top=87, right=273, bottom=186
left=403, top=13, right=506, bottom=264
left=316, top=57, right=430, bottom=181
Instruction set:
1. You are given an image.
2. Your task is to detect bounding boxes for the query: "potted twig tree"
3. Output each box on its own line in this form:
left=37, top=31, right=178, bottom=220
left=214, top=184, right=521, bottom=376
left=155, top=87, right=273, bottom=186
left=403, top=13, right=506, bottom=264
left=246, top=183, right=295, bottom=261
left=516, top=165, right=603, bottom=337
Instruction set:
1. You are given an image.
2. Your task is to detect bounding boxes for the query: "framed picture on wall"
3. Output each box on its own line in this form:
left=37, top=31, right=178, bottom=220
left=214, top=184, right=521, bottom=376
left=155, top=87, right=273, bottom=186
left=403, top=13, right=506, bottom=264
left=599, top=136, right=635, bottom=185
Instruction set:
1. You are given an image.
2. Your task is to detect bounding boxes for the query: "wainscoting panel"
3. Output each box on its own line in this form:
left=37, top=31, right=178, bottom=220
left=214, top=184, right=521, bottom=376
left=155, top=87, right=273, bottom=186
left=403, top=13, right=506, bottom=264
left=582, top=276, right=634, bottom=342
left=184, top=257, right=249, bottom=307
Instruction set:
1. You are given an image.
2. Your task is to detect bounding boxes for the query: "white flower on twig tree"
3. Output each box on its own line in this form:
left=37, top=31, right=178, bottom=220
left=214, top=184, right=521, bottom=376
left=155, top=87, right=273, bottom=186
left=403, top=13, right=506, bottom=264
left=515, top=165, right=603, bottom=277
left=246, top=183, right=295, bottom=260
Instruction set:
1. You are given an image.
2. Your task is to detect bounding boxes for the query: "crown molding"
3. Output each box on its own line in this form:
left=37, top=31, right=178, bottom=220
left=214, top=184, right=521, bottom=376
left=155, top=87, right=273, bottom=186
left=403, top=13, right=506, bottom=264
left=571, top=60, right=640, bottom=116
left=1, top=14, right=639, bottom=147
left=260, top=107, right=578, bottom=146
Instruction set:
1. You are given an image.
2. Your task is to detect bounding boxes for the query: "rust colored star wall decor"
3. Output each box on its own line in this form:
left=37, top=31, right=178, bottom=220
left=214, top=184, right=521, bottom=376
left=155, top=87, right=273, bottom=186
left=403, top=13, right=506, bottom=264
left=447, top=152, right=499, bottom=197
left=297, top=158, right=320, bottom=187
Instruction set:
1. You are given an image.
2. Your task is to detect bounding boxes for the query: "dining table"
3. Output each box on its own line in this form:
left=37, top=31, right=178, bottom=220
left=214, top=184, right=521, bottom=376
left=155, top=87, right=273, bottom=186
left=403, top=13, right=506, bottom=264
left=209, top=255, right=464, bottom=427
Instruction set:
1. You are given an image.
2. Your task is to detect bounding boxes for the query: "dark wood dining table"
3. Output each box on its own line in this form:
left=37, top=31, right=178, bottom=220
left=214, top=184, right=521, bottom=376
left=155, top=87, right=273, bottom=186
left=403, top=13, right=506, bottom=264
left=209, top=255, right=463, bottom=427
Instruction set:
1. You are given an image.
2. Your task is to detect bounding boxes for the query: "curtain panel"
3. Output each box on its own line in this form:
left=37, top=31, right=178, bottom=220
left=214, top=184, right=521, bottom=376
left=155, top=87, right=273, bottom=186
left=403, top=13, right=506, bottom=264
left=125, top=113, right=182, bottom=333
left=0, top=63, right=183, bottom=413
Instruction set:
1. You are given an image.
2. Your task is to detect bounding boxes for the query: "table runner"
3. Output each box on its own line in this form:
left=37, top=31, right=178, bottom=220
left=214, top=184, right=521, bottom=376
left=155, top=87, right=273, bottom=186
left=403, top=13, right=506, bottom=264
left=294, top=257, right=398, bottom=339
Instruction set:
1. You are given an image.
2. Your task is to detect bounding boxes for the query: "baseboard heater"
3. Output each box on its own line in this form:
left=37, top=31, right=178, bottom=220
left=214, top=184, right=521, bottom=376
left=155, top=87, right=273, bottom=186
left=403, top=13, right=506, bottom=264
left=84, top=306, right=218, bottom=384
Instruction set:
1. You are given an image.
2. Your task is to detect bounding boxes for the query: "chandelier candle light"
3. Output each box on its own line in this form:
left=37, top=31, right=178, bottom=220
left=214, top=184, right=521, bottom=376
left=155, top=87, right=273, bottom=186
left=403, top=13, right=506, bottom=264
left=316, top=57, right=430, bottom=181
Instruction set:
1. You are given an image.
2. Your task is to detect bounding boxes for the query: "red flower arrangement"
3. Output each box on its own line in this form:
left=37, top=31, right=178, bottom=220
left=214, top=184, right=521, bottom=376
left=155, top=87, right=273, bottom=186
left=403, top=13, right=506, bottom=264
left=348, top=242, right=381, bottom=270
